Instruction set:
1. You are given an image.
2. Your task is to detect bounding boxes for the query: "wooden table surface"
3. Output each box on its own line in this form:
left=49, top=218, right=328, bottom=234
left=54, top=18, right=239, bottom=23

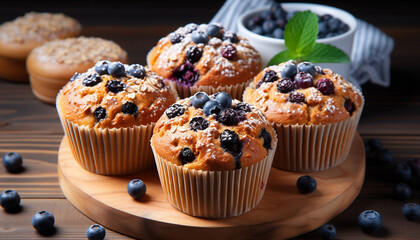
left=1, top=1, right=419, bottom=239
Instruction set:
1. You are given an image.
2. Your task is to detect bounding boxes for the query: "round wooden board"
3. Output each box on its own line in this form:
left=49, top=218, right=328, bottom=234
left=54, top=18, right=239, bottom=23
left=58, top=134, right=365, bottom=240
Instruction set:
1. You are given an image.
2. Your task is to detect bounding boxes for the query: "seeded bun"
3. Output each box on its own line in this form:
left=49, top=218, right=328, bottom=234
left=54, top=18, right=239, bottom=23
left=151, top=92, right=276, bottom=171
left=147, top=23, right=262, bottom=88
left=243, top=61, right=364, bottom=125
left=27, top=36, right=128, bottom=104
left=58, top=61, right=177, bottom=128
left=0, top=12, right=82, bottom=82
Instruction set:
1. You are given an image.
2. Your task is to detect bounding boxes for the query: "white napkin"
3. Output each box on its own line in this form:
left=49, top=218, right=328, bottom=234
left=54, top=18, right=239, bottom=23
left=210, top=0, right=394, bottom=88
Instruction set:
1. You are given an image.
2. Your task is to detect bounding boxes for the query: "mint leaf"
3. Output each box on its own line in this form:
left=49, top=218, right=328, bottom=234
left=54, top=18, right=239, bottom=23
left=267, top=50, right=292, bottom=66
left=303, top=43, right=350, bottom=63
left=284, top=11, right=318, bottom=58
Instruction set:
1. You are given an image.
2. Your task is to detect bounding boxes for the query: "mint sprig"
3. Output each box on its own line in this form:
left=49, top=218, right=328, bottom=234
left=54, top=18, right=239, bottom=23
left=268, top=11, right=350, bottom=66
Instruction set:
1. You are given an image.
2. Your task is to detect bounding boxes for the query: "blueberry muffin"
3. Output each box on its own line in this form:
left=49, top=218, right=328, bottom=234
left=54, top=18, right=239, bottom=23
left=57, top=61, right=177, bottom=175
left=151, top=91, right=277, bottom=218
left=0, top=12, right=81, bottom=82
left=147, top=23, right=262, bottom=99
left=243, top=61, right=364, bottom=171
left=27, top=36, right=128, bottom=104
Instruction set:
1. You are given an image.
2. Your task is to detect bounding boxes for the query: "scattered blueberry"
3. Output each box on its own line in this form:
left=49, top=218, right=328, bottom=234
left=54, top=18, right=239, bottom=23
left=186, top=46, right=203, bottom=63
left=127, top=64, right=146, bottom=78
left=281, top=62, right=298, bottom=78
left=407, top=158, right=420, bottom=176
left=344, top=99, right=355, bottom=115
left=297, top=62, right=316, bottom=76
left=277, top=78, right=294, bottom=93
left=189, top=116, right=209, bottom=131
left=191, top=31, right=209, bottom=44
left=32, top=210, right=55, bottom=233
left=316, top=78, right=334, bottom=95
left=191, top=92, right=210, bottom=108
left=288, top=92, right=306, bottom=104
left=121, top=102, right=138, bottom=115
left=206, top=23, right=221, bottom=37
left=402, top=203, right=420, bottom=221
left=170, top=33, right=183, bottom=44
left=171, top=62, right=199, bottom=86
left=220, top=129, right=242, bottom=156
left=221, top=44, right=237, bottom=60
left=106, top=79, right=125, bottom=93
left=82, top=74, right=102, bottom=87
left=376, top=148, right=394, bottom=164
left=233, top=102, right=251, bottom=113
left=127, top=179, right=147, bottom=200
left=93, top=107, right=107, bottom=122
left=262, top=70, right=279, bottom=83
left=357, top=210, right=382, bottom=233
left=166, top=103, right=185, bottom=119
left=179, top=147, right=195, bottom=165
left=203, top=100, right=222, bottom=116
left=318, top=223, right=337, bottom=240
left=393, top=162, right=412, bottom=182
left=0, top=190, right=20, bottom=212
left=86, top=224, right=106, bottom=240
left=296, top=175, right=317, bottom=194
left=2, top=152, right=23, bottom=173
left=394, top=183, right=411, bottom=201
left=222, top=31, right=239, bottom=43
left=259, top=128, right=272, bottom=151
left=107, top=62, right=126, bottom=77
left=215, top=91, right=232, bottom=108
left=94, top=60, right=110, bottom=75
left=217, top=108, right=240, bottom=126
left=294, top=72, right=313, bottom=89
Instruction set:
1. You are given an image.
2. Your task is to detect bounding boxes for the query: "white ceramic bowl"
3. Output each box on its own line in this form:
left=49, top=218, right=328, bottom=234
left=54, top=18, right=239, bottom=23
left=237, top=3, right=357, bottom=79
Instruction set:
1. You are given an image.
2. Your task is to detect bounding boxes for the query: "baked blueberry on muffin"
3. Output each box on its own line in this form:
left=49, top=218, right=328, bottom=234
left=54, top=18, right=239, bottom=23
left=57, top=61, right=177, bottom=175
left=147, top=23, right=262, bottom=99
left=151, top=91, right=277, bottom=218
left=243, top=61, right=364, bottom=171
left=0, top=12, right=81, bottom=82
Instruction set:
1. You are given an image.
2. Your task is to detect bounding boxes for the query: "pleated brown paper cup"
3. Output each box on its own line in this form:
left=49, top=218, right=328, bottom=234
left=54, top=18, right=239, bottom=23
left=273, top=103, right=364, bottom=172
left=56, top=95, right=155, bottom=175
left=151, top=143, right=276, bottom=219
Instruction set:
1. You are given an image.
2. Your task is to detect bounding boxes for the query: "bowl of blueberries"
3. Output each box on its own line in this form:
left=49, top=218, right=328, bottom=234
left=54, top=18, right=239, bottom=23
left=237, top=2, right=357, bottom=79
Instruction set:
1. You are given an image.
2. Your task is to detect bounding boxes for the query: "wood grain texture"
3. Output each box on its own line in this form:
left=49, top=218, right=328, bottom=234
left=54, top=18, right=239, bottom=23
left=57, top=134, right=365, bottom=240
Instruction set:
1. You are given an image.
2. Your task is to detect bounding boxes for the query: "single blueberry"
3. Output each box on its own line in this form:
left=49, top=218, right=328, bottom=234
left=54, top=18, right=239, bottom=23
left=246, top=15, right=263, bottom=29
left=191, top=92, right=210, bottom=109
left=393, top=162, right=412, bottom=182
left=281, top=62, right=298, bottom=78
left=106, top=80, right=125, bottom=93
left=277, top=78, right=294, bottom=93
left=344, top=99, right=355, bottom=115
left=170, top=62, right=199, bottom=86
left=221, top=44, right=237, bottom=60
left=32, top=211, right=55, bottom=233
left=316, top=78, right=334, bottom=95
left=215, top=91, right=232, bottom=108
left=222, top=31, right=239, bottom=43
left=357, top=210, right=382, bottom=233
left=297, top=62, right=316, bottom=76
left=233, top=102, right=251, bottom=113
left=189, top=117, right=209, bottom=131
left=127, top=179, right=147, bottom=200
left=259, top=128, right=272, bottom=151
left=367, top=138, right=383, bottom=152
left=86, top=224, right=106, bottom=240
left=296, top=175, right=317, bottom=194
left=394, top=183, right=411, bottom=201
left=179, top=147, right=195, bottom=165
left=107, top=62, right=126, bottom=77
left=2, top=152, right=23, bottom=173
left=272, top=6, right=287, bottom=20
left=165, top=104, right=185, bottom=119
left=220, top=129, right=242, bottom=156
left=191, top=31, right=209, bottom=44
left=262, top=20, right=276, bottom=34
left=186, top=46, right=203, bottom=63
left=275, top=18, right=286, bottom=29
left=272, top=28, right=284, bottom=39
left=318, top=21, right=328, bottom=38
left=127, top=64, right=146, bottom=78
left=318, top=223, right=337, bottom=240
left=327, top=18, right=341, bottom=33
left=0, top=190, right=20, bottom=212
left=262, top=70, right=279, bottom=83
left=251, top=26, right=263, bottom=35
left=260, top=10, right=273, bottom=21
left=93, top=107, right=106, bottom=122
left=402, top=203, right=420, bottom=221
left=376, top=148, right=394, bottom=164
left=82, top=74, right=102, bottom=87
left=203, top=100, right=222, bottom=116
left=170, top=33, right=183, bottom=44
left=94, top=60, right=110, bottom=75
left=217, top=108, right=240, bottom=126
left=288, top=92, right=306, bottom=104
left=121, top=102, right=138, bottom=115
left=206, top=23, right=221, bottom=37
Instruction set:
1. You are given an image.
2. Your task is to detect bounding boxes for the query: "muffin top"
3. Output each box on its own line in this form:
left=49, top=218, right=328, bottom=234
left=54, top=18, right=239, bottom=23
left=29, top=36, right=127, bottom=65
left=148, top=23, right=262, bottom=88
left=58, top=61, right=177, bottom=128
left=151, top=91, right=276, bottom=171
left=243, top=61, right=363, bottom=125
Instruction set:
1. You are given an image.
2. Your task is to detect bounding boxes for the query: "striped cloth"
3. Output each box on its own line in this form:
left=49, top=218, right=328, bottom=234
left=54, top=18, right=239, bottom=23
left=210, top=0, right=394, bottom=88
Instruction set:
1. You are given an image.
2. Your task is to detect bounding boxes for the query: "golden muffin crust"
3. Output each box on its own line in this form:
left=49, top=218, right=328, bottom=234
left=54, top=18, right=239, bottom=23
left=243, top=61, right=363, bottom=125
left=59, top=61, right=177, bottom=128
left=151, top=93, right=276, bottom=171
left=148, top=23, right=262, bottom=88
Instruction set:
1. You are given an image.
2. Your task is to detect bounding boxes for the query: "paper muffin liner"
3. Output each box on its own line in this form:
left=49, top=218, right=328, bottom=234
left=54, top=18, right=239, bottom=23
left=56, top=94, right=155, bottom=175
left=151, top=142, right=276, bottom=219
left=273, top=102, right=364, bottom=172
